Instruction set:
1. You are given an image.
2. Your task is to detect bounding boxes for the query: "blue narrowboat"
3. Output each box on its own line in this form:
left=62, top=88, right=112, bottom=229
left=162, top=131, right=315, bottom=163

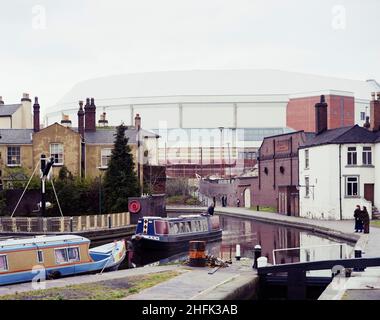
left=131, top=214, right=222, bottom=252
left=0, top=235, right=126, bottom=286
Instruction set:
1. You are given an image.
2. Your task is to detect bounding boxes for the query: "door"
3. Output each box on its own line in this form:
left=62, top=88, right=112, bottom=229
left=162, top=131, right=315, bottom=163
left=244, top=188, right=251, bottom=208
left=364, top=184, right=375, bottom=205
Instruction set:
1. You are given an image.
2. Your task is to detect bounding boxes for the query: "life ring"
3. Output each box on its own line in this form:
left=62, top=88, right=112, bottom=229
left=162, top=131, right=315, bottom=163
left=129, top=200, right=141, bottom=214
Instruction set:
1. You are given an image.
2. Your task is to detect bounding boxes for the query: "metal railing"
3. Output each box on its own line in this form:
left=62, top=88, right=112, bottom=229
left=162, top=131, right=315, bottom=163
left=0, top=212, right=131, bottom=233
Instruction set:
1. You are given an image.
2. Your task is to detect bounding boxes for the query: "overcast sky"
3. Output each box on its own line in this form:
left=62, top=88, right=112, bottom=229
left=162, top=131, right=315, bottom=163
left=1, top=0, right=379, bottom=114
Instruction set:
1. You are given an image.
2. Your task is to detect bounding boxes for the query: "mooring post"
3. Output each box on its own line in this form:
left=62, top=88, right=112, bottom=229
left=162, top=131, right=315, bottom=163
left=253, top=244, right=262, bottom=269
left=354, top=247, right=365, bottom=272
left=70, top=217, right=73, bottom=232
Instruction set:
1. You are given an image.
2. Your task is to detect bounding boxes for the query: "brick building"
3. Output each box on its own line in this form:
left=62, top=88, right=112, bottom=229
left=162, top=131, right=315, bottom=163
left=287, top=91, right=355, bottom=132
left=0, top=96, right=161, bottom=190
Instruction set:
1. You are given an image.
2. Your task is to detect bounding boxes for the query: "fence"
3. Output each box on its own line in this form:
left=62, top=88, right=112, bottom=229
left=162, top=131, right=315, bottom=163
left=0, top=212, right=131, bottom=233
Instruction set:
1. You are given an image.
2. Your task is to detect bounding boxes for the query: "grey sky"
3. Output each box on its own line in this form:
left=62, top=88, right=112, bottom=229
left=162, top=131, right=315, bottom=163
left=0, top=0, right=379, bottom=114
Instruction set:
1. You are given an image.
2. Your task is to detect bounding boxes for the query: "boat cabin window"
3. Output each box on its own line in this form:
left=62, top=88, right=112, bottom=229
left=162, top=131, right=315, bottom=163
left=68, top=247, right=80, bottom=262
left=154, top=220, right=169, bottom=235
left=0, top=255, right=8, bottom=272
left=169, top=219, right=209, bottom=234
left=37, top=250, right=44, bottom=264
left=55, top=248, right=69, bottom=264
left=55, top=247, right=81, bottom=264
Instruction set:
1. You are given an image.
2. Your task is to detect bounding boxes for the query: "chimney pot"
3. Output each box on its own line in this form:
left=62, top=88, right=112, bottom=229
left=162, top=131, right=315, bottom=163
left=61, top=114, right=72, bottom=127
left=33, top=96, right=40, bottom=132
left=77, top=101, right=85, bottom=138
left=135, top=113, right=141, bottom=130
left=364, top=116, right=371, bottom=129
left=84, top=97, right=96, bottom=132
left=21, top=93, right=31, bottom=102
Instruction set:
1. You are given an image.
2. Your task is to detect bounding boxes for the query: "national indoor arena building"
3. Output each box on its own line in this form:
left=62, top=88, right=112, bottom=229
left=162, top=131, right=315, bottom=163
left=45, top=69, right=380, bottom=178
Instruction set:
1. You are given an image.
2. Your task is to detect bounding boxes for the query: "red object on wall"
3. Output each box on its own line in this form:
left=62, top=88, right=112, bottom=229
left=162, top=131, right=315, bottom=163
left=128, top=200, right=141, bottom=214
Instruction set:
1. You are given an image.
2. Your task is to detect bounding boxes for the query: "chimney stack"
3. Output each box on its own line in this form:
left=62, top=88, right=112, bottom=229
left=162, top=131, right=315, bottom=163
left=77, top=101, right=85, bottom=138
left=364, top=116, right=370, bottom=129
left=84, top=97, right=96, bottom=132
left=315, top=95, right=328, bottom=134
left=0, top=96, right=4, bottom=105
left=98, top=112, right=108, bottom=127
left=135, top=113, right=141, bottom=130
left=33, top=97, right=40, bottom=132
left=21, top=93, right=31, bottom=102
left=61, top=114, right=72, bottom=127
left=370, top=92, right=380, bottom=131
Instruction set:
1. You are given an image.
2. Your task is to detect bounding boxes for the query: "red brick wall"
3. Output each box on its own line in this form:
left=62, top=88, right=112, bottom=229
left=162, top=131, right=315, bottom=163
left=252, top=131, right=306, bottom=210
left=287, top=95, right=355, bottom=132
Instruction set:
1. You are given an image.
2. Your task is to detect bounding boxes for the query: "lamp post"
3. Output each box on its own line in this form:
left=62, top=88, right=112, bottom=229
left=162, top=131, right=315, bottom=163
left=227, top=142, right=232, bottom=182
left=218, top=127, right=224, bottom=178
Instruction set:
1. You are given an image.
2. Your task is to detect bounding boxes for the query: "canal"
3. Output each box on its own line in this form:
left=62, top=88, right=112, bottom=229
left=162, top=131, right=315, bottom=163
left=123, top=215, right=354, bottom=273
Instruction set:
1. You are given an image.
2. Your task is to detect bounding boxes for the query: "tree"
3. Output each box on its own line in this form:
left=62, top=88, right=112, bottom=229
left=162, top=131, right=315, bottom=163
left=103, top=124, right=140, bottom=213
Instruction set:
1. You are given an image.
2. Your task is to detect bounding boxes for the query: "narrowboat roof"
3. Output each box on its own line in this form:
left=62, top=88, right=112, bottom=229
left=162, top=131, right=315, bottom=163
left=140, top=215, right=208, bottom=222
left=0, top=235, right=90, bottom=251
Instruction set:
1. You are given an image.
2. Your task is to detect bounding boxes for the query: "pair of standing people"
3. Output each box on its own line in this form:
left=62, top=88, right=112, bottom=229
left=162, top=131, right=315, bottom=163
left=354, top=205, right=370, bottom=234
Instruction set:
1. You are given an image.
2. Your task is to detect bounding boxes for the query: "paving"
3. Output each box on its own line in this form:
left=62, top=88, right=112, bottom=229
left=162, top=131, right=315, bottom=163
left=125, top=258, right=258, bottom=300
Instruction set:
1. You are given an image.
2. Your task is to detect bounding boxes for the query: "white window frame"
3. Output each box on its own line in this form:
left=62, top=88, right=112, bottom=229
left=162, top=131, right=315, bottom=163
left=305, top=176, right=310, bottom=198
left=54, top=247, right=69, bottom=264
left=67, top=247, right=81, bottom=262
left=362, top=146, right=372, bottom=165
left=347, top=146, right=357, bottom=166
left=37, top=250, right=44, bottom=264
left=50, top=143, right=64, bottom=166
left=305, top=149, right=310, bottom=169
left=345, top=176, right=359, bottom=197
left=0, top=254, right=8, bottom=272
left=7, top=146, right=21, bottom=167
left=100, top=148, right=112, bottom=168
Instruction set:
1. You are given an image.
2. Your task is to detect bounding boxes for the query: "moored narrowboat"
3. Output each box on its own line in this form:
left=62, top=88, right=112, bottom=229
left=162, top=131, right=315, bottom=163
left=0, top=235, right=126, bottom=286
left=131, top=214, right=222, bottom=252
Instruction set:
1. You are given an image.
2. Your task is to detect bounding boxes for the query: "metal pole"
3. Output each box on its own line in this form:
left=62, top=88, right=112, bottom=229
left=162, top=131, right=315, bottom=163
left=253, top=244, right=262, bottom=269
left=40, top=154, right=47, bottom=217
left=227, top=142, right=232, bottom=182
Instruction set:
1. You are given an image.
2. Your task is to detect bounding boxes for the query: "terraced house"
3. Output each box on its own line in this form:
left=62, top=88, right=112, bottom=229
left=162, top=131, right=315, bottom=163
left=0, top=95, right=160, bottom=190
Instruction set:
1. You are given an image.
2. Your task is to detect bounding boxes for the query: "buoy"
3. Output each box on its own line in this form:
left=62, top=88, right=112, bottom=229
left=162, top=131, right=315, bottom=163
left=235, top=244, right=241, bottom=261
left=189, top=241, right=206, bottom=267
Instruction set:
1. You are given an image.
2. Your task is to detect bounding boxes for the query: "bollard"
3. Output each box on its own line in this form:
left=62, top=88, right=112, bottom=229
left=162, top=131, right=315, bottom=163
left=70, top=217, right=73, bottom=233
left=253, top=244, right=262, bottom=269
left=108, top=215, right=112, bottom=229
left=354, top=248, right=365, bottom=272
left=257, top=256, right=268, bottom=268
left=189, top=241, right=207, bottom=267
left=235, top=244, right=241, bottom=261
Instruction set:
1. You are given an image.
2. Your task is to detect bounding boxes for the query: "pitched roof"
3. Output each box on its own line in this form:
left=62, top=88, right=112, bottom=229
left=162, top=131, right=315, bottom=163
left=301, top=125, right=379, bottom=148
left=0, top=104, right=21, bottom=116
left=0, top=129, right=33, bottom=144
left=83, top=127, right=159, bottom=144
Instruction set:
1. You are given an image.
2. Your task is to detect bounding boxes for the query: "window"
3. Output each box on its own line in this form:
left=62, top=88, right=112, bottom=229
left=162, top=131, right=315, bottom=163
left=50, top=143, right=64, bottom=165
left=55, top=248, right=68, bottom=264
left=101, top=148, right=112, bottom=168
left=346, top=176, right=359, bottom=197
left=0, top=255, right=8, bottom=272
left=37, top=250, right=44, bottom=264
left=305, top=177, right=310, bottom=198
left=68, top=247, right=80, bottom=262
left=347, top=147, right=357, bottom=165
left=155, top=220, right=169, bottom=235
left=7, top=146, right=20, bottom=166
left=305, top=150, right=309, bottom=169
left=363, top=147, right=372, bottom=165
left=360, top=112, right=366, bottom=121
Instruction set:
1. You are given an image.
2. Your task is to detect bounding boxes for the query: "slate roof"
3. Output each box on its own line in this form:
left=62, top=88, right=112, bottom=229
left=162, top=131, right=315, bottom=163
left=83, top=127, right=159, bottom=144
left=300, top=125, right=380, bottom=148
left=0, top=129, right=33, bottom=144
left=0, top=104, right=22, bottom=116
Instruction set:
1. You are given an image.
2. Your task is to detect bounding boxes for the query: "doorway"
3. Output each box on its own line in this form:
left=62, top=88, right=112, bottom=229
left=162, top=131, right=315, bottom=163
left=244, top=188, right=251, bottom=208
left=364, top=183, right=374, bottom=205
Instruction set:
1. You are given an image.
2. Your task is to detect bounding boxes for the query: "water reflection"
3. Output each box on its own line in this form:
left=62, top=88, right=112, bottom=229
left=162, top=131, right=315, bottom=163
left=125, top=215, right=353, bottom=272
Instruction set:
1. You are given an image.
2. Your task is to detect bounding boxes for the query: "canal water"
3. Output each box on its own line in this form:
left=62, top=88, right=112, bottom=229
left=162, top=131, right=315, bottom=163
left=125, top=215, right=354, bottom=276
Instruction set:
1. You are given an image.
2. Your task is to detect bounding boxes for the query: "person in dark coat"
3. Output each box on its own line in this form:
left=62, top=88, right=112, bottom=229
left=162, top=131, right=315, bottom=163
left=236, top=199, right=240, bottom=207
left=354, top=205, right=363, bottom=232
left=362, top=206, right=370, bottom=234
left=207, top=203, right=215, bottom=216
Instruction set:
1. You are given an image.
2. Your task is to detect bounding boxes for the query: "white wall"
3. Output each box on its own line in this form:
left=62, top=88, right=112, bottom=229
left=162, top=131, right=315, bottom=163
left=300, top=143, right=374, bottom=220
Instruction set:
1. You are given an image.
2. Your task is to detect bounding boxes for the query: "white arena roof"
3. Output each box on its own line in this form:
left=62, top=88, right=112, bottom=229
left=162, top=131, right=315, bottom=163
left=52, top=69, right=380, bottom=112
